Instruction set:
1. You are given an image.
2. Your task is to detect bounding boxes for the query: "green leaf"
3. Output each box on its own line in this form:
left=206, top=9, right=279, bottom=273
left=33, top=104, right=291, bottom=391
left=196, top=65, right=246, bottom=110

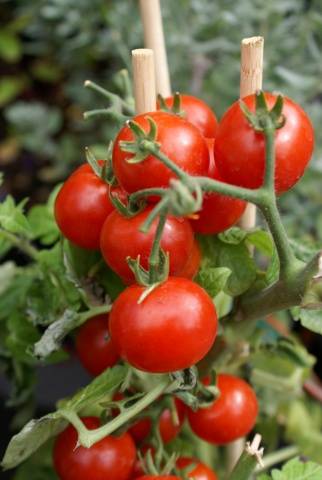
left=0, top=31, right=22, bottom=63
left=196, top=266, right=231, bottom=298
left=218, top=227, right=247, bottom=245
left=32, top=309, right=81, bottom=359
left=218, top=243, right=257, bottom=296
left=0, top=261, right=17, bottom=295
left=291, top=307, right=322, bottom=335
left=286, top=402, right=322, bottom=463
left=28, top=185, right=60, bottom=245
left=0, top=196, right=31, bottom=237
left=6, top=312, right=39, bottom=363
left=0, top=271, right=34, bottom=321
left=246, top=229, right=274, bottom=256
left=2, top=365, right=128, bottom=470
left=0, top=77, right=26, bottom=106
left=270, top=458, right=322, bottom=479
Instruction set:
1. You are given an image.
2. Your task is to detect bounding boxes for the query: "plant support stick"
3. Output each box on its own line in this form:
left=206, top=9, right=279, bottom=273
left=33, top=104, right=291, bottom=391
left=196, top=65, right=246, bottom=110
left=139, top=0, right=171, bottom=96
left=132, top=49, right=157, bottom=114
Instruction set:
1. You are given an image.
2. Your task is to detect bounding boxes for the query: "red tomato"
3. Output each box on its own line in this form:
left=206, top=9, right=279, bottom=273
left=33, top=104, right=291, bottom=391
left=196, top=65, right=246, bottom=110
left=187, top=374, right=258, bottom=444
left=190, top=138, right=246, bottom=234
left=75, top=314, right=119, bottom=376
left=100, top=207, right=194, bottom=284
left=160, top=94, right=218, bottom=139
left=113, top=111, right=209, bottom=194
left=55, top=163, right=115, bottom=249
left=53, top=417, right=136, bottom=480
left=110, top=277, right=217, bottom=373
left=129, top=398, right=185, bottom=444
left=176, top=457, right=218, bottom=480
left=214, top=93, right=314, bottom=194
left=178, top=240, right=201, bottom=279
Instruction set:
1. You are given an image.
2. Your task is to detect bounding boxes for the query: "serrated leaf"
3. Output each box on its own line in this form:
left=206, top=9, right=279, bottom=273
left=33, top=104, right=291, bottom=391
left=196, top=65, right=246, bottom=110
left=0, top=196, right=31, bottom=237
left=246, top=229, right=274, bottom=256
left=0, top=261, right=17, bottom=295
left=1, top=365, right=128, bottom=470
left=196, top=266, right=231, bottom=298
left=270, top=458, right=322, bottom=479
left=28, top=185, right=60, bottom=245
left=32, top=309, right=80, bottom=359
left=218, top=226, right=247, bottom=245
left=291, top=307, right=322, bottom=334
left=219, top=243, right=257, bottom=296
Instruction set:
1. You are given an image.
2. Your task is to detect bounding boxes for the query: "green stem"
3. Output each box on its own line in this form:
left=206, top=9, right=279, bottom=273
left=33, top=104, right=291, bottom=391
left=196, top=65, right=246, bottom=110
left=84, top=80, right=130, bottom=110
left=83, top=108, right=127, bottom=122
left=149, top=212, right=167, bottom=283
left=263, top=126, right=276, bottom=191
left=0, top=228, right=39, bottom=260
left=228, top=434, right=263, bottom=480
left=196, top=177, right=260, bottom=204
left=129, top=188, right=166, bottom=203
left=261, top=199, right=298, bottom=280
left=256, top=445, right=299, bottom=474
left=141, top=140, right=188, bottom=180
left=140, top=197, right=169, bottom=233
left=61, top=377, right=172, bottom=448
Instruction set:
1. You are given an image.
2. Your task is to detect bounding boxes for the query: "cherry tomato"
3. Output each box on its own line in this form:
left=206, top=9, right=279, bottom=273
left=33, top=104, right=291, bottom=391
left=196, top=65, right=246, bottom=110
left=129, top=398, right=185, bottom=444
left=214, top=93, right=314, bottom=194
left=100, top=207, right=194, bottom=284
left=187, top=374, right=258, bottom=444
left=113, top=111, right=209, bottom=194
left=55, top=163, right=115, bottom=249
left=53, top=417, right=136, bottom=480
left=178, top=240, right=201, bottom=279
left=191, top=139, right=246, bottom=234
left=110, top=277, right=217, bottom=373
left=176, top=457, right=218, bottom=480
left=160, top=94, right=218, bottom=139
left=75, top=314, right=119, bottom=376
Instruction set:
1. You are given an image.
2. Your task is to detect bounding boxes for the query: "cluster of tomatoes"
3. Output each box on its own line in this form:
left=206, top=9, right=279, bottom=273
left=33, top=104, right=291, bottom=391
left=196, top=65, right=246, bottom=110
left=53, top=92, right=314, bottom=479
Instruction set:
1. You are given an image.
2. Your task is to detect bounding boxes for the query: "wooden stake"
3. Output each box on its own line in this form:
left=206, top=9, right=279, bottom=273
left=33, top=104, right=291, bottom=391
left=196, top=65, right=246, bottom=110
left=132, top=49, right=157, bottom=114
left=139, top=0, right=171, bottom=97
left=239, top=36, right=264, bottom=230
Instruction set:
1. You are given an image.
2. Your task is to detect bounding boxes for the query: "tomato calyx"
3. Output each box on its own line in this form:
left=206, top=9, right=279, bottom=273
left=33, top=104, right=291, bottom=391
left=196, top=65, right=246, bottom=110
left=240, top=90, right=286, bottom=132
left=85, top=144, right=116, bottom=185
left=158, top=92, right=184, bottom=117
left=120, top=117, right=160, bottom=164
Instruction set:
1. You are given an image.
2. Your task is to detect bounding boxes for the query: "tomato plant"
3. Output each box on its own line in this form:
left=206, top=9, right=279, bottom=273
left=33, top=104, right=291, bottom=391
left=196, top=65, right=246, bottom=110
left=75, top=314, right=119, bottom=376
left=176, top=457, right=218, bottom=480
left=214, top=93, right=314, bottom=194
left=53, top=417, right=136, bottom=480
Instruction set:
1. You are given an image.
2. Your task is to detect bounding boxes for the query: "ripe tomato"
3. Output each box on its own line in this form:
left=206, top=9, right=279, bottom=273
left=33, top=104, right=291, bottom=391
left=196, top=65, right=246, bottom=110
left=187, top=374, right=258, bottom=444
left=178, top=240, right=201, bottom=279
left=75, top=314, right=119, bottom=376
left=53, top=417, right=136, bottom=480
left=110, top=277, right=217, bottom=373
left=100, top=207, right=194, bottom=284
left=113, top=111, right=209, bottom=194
left=129, top=398, right=185, bottom=444
left=214, top=93, right=314, bottom=194
left=55, top=163, right=115, bottom=249
left=191, top=139, right=246, bottom=234
left=176, top=457, right=218, bottom=480
left=160, top=94, right=218, bottom=139
left=135, top=477, right=179, bottom=480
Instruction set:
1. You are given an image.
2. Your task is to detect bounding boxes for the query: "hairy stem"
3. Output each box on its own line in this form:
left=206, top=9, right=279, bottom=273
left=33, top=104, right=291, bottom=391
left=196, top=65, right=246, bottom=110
left=256, top=445, right=300, bottom=474
left=61, top=377, right=172, bottom=448
left=149, top=212, right=167, bottom=283
left=228, top=434, right=263, bottom=480
left=0, top=229, right=39, bottom=260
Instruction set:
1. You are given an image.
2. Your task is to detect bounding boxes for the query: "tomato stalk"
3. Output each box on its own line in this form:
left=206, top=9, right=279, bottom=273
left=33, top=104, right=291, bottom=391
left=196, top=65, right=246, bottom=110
left=255, top=445, right=299, bottom=474
left=60, top=376, right=174, bottom=448
left=148, top=211, right=167, bottom=283
left=0, top=228, right=39, bottom=260
left=227, top=434, right=264, bottom=480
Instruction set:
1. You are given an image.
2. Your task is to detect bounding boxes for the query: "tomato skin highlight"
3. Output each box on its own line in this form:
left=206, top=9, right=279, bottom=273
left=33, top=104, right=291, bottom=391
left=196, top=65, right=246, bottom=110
left=187, top=374, right=258, bottom=445
left=110, top=277, right=217, bottom=373
left=53, top=417, right=136, bottom=480
left=214, top=93, right=314, bottom=194
left=75, top=314, right=119, bottom=376
left=100, top=207, right=194, bottom=284
left=176, top=457, right=218, bottom=480
left=113, top=111, right=210, bottom=194
left=54, top=163, right=115, bottom=250
left=161, top=94, right=218, bottom=139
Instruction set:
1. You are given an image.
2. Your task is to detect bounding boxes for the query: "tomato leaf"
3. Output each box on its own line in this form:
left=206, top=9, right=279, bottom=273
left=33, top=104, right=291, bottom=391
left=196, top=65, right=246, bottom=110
left=0, top=196, right=31, bottom=237
left=246, top=229, right=274, bottom=256
left=291, top=307, right=322, bottom=335
left=1, top=365, right=128, bottom=470
left=219, top=243, right=257, bottom=296
left=196, top=266, right=231, bottom=298
left=218, top=226, right=247, bottom=245
left=27, top=185, right=60, bottom=245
